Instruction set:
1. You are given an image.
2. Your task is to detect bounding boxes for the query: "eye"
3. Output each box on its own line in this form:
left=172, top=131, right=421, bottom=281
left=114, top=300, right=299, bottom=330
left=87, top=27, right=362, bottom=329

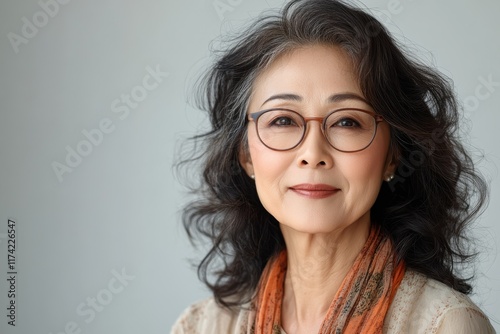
left=259, top=110, right=303, bottom=129
left=333, top=118, right=360, bottom=127
left=271, top=116, right=297, bottom=126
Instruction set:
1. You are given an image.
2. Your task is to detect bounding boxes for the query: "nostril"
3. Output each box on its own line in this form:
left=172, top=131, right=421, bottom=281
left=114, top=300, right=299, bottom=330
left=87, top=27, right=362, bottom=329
left=301, top=160, right=327, bottom=166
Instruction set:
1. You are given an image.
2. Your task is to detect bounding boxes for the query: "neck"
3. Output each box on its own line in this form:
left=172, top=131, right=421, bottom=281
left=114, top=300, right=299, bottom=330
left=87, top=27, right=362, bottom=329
left=280, top=220, right=371, bottom=333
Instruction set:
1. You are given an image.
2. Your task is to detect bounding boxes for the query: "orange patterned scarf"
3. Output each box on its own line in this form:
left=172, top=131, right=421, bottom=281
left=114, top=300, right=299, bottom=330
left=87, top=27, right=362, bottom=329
left=253, top=227, right=405, bottom=333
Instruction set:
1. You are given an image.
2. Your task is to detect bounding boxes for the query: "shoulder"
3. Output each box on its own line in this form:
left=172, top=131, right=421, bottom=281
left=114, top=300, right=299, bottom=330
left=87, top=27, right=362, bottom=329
left=384, top=270, right=496, bottom=334
left=170, top=297, right=254, bottom=334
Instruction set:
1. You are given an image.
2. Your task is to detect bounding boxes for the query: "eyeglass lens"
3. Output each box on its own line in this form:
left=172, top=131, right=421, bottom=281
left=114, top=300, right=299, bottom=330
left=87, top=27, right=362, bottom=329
left=255, top=109, right=377, bottom=152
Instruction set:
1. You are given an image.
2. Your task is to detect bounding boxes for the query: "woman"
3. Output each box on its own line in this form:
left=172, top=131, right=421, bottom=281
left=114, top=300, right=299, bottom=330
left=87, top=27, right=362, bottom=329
left=172, top=0, right=495, bottom=333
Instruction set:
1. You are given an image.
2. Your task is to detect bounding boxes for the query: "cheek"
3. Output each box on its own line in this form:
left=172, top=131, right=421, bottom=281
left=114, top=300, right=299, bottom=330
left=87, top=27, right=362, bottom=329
left=249, top=147, right=287, bottom=187
left=344, top=152, right=384, bottom=180
left=343, top=157, right=383, bottom=200
left=341, top=134, right=390, bottom=198
left=247, top=127, right=289, bottom=177
left=247, top=130, right=292, bottom=208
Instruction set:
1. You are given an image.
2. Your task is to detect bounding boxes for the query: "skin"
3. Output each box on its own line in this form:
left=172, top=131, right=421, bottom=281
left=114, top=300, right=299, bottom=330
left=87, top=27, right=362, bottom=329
left=239, top=44, right=397, bottom=333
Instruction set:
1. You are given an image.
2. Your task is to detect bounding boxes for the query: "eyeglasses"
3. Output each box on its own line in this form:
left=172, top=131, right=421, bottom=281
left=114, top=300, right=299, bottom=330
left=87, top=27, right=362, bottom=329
left=248, top=108, right=384, bottom=152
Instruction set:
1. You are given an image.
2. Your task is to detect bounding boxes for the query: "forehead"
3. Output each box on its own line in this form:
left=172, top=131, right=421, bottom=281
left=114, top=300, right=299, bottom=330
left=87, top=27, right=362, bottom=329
left=249, top=44, right=362, bottom=111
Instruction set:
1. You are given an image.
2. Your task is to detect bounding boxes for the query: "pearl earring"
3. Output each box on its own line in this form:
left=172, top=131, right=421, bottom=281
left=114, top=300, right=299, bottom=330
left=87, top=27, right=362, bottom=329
left=385, top=174, right=394, bottom=182
left=250, top=175, right=255, bottom=179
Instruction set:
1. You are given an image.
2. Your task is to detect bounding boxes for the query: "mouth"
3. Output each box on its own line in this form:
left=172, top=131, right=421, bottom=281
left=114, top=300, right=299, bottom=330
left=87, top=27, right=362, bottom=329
left=289, top=184, right=339, bottom=199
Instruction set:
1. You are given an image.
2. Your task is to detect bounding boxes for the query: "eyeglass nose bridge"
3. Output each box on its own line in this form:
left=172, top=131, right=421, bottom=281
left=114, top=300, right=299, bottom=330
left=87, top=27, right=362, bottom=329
left=298, top=116, right=330, bottom=146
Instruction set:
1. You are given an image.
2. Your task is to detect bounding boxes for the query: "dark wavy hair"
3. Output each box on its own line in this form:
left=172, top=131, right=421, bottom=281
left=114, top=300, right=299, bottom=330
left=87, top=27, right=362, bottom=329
left=177, top=0, right=488, bottom=308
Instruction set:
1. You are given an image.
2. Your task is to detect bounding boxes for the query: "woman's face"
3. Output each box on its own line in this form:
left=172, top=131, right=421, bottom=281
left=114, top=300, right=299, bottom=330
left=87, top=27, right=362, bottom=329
left=240, top=44, right=395, bottom=234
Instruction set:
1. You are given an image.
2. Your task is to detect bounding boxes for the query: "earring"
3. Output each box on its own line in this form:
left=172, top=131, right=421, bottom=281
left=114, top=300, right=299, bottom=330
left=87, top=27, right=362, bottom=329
left=385, top=174, right=394, bottom=182
left=250, top=175, right=255, bottom=179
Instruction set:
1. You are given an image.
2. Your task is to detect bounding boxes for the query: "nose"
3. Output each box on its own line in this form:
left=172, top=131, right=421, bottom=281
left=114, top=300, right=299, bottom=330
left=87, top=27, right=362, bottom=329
left=296, top=120, right=334, bottom=168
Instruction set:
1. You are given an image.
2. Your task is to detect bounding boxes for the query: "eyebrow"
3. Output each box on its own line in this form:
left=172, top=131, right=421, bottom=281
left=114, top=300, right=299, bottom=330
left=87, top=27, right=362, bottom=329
left=260, top=92, right=369, bottom=108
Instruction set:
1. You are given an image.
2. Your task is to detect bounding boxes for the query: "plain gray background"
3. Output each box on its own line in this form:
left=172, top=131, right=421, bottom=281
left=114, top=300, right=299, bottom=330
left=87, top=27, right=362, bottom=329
left=0, top=0, right=499, bottom=333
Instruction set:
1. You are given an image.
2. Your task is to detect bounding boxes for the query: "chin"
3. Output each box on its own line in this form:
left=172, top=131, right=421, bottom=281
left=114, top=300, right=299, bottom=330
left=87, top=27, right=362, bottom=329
left=277, top=211, right=370, bottom=236
left=279, top=217, right=346, bottom=235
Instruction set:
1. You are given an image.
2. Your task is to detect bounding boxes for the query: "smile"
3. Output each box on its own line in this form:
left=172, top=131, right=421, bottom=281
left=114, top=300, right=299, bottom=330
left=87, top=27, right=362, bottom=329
left=289, top=184, right=339, bottom=199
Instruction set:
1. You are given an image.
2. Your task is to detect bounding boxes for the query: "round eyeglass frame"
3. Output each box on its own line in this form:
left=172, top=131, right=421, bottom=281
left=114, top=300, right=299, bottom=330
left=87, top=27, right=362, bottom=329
left=247, top=107, right=384, bottom=152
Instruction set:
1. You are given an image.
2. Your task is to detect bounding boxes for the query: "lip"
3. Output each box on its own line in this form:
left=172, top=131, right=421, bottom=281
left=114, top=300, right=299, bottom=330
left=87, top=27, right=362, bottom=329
left=289, top=183, right=339, bottom=199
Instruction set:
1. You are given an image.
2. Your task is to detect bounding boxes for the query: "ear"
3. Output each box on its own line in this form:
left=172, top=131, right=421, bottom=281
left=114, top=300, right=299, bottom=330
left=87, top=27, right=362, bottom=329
left=238, top=144, right=254, bottom=178
left=383, top=142, right=399, bottom=180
